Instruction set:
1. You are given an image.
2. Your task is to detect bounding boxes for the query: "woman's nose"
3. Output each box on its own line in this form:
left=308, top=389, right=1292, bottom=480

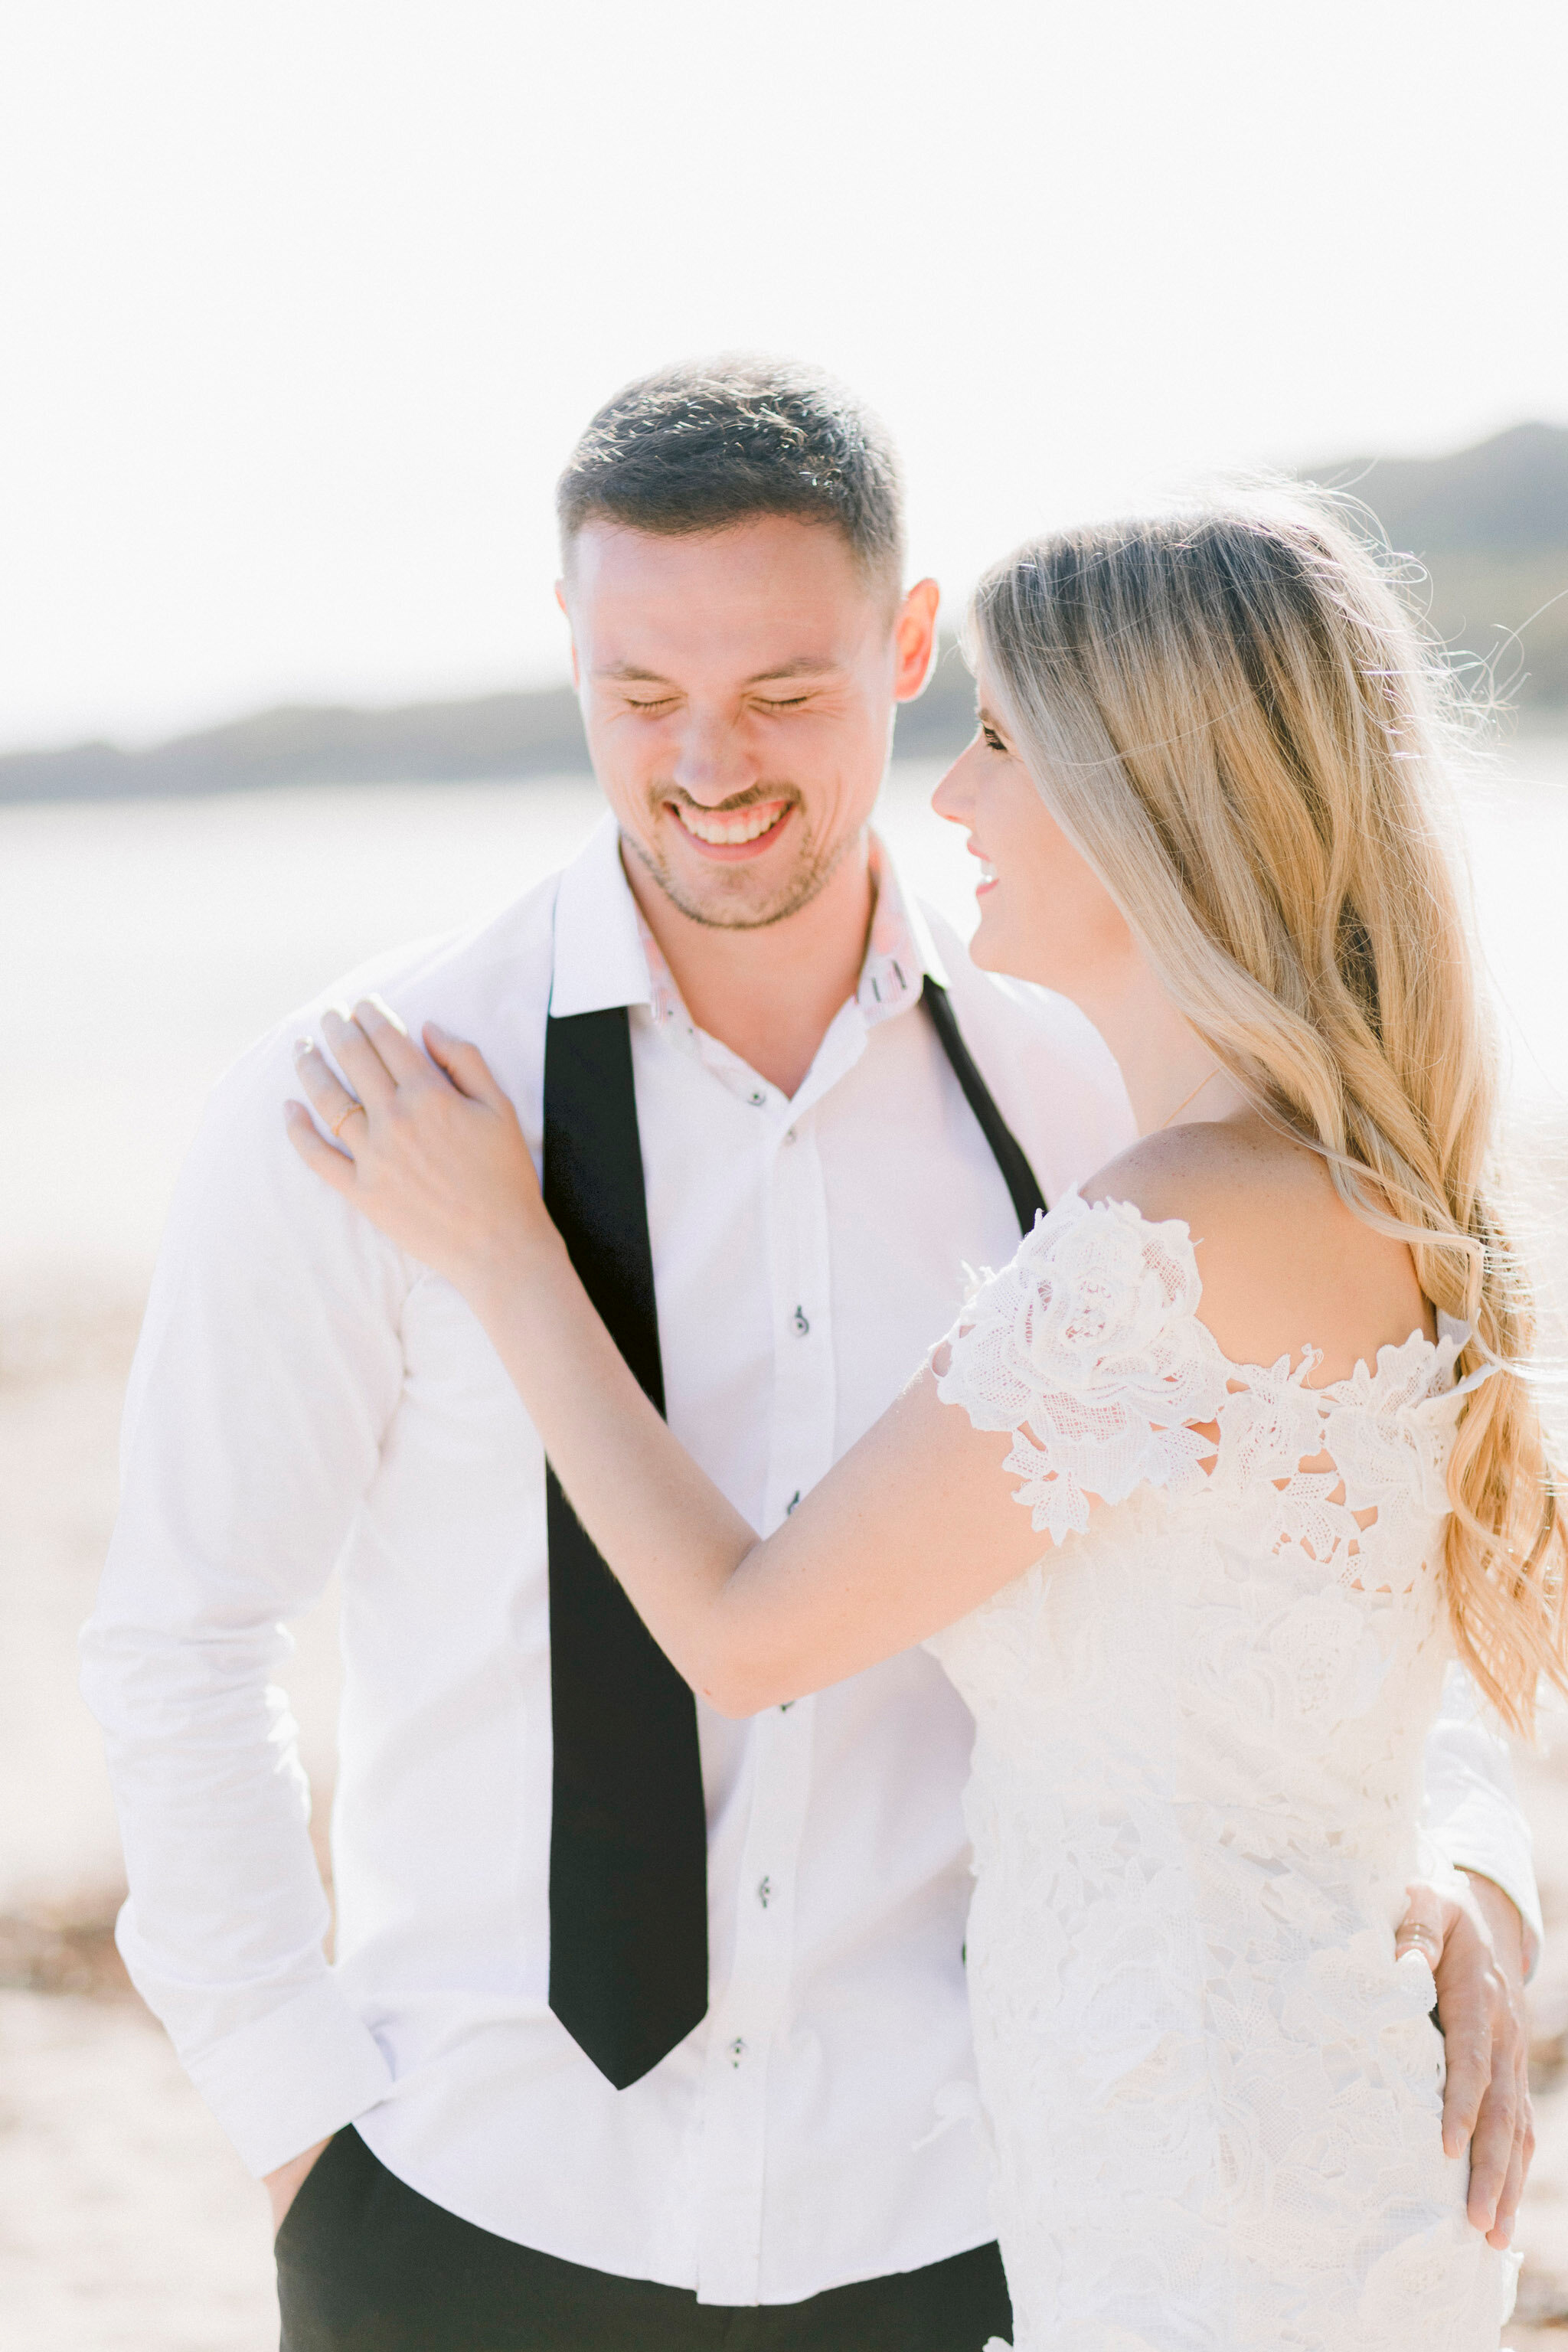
left=931, top=748, right=976, bottom=826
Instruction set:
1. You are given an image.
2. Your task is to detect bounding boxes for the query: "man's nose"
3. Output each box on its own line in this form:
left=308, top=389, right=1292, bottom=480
left=670, top=710, right=756, bottom=804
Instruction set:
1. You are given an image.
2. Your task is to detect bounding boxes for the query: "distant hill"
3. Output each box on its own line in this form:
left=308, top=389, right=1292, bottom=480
left=0, top=686, right=594, bottom=805
left=0, top=639, right=981, bottom=803
left=1298, top=420, right=1568, bottom=706
left=1302, top=420, right=1568, bottom=556
left=5, top=421, right=1564, bottom=803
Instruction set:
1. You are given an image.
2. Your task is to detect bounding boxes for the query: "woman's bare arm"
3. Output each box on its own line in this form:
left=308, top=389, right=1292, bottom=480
left=286, top=1002, right=1044, bottom=1713
left=286, top=1004, right=1536, bottom=2227
left=464, top=1244, right=1037, bottom=1711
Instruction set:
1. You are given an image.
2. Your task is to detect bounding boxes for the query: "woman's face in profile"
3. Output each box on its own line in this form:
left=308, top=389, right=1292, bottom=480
left=931, top=673, right=1136, bottom=1009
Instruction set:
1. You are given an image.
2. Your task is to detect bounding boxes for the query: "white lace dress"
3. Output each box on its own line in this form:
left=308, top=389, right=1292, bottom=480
left=927, top=1192, right=1518, bottom=2352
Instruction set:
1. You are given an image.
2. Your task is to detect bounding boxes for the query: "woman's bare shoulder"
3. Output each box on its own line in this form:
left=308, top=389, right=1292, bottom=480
left=1080, top=1117, right=1434, bottom=1383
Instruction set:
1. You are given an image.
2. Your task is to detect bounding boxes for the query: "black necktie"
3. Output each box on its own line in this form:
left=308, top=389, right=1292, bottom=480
left=544, top=1004, right=708, bottom=2090
left=920, top=977, right=1046, bottom=1233
left=543, top=982, right=1045, bottom=2091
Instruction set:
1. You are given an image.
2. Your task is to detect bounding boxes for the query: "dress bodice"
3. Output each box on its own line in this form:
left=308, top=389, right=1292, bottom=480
left=923, top=1192, right=1514, bottom=2351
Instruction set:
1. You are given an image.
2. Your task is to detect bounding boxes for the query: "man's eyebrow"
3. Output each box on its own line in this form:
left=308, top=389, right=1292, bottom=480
left=593, top=655, right=844, bottom=687
left=742, top=656, right=842, bottom=685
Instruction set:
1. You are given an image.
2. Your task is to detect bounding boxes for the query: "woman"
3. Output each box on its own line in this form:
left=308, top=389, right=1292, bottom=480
left=288, top=497, right=1562, bottom=2348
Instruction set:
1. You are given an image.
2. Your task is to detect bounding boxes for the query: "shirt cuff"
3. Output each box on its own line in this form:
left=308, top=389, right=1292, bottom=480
left=181, top=1975, right=396, bottom=2177
left=1429, top=1801, right=1544, bottom=1981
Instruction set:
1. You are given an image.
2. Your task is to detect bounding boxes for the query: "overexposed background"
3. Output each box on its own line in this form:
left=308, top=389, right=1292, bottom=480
left=1, top=0, right=1566, bottom=746
left=4, top=5, right=1568, bottom=2346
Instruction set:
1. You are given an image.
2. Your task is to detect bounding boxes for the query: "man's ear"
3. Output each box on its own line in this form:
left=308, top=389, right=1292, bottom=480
left=554, top=581, right=580, bottom=688
left=893, top=577, right=941, bottom=703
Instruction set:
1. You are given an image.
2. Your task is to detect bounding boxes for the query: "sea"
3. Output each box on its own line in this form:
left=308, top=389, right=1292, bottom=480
left=3, top=747, right=1566, bottom=1321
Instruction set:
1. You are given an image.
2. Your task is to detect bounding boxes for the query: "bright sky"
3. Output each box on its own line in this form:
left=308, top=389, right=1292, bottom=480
left=2, top=0, right=1565, bottom=750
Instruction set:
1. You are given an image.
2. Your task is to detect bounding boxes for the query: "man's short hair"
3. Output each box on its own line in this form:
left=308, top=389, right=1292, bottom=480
left=557, top=356, right=905, bottom=600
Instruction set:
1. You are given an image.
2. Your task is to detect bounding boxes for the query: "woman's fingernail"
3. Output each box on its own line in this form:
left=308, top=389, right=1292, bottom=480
left=292, top=1037, right=313, bottom=1061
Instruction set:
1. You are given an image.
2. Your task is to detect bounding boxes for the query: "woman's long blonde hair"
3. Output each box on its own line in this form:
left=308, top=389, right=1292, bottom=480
left=972, top=494, right=1564, bottom=1736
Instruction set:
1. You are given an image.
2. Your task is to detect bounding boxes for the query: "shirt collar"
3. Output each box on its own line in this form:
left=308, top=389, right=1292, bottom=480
left=633, top=828, right=947, bottom=1044
left=856, top=833, right=949, bottom=1021
left=549, top=810, right=655, bottom=1018
left=550, top=814, right=949, bottom=1027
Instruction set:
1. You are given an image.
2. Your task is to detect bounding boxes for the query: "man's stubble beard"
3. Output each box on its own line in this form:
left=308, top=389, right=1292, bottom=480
left=626, top=788, right=861, bottom=933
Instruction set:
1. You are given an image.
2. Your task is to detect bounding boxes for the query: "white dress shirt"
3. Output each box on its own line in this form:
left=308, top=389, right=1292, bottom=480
left=83, top=812, right=1541, bottom=2307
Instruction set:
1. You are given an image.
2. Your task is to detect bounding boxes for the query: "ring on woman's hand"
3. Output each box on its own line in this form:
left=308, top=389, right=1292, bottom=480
left=1395, top=1923, right=1442, bottom=1958
left=332, top=1101, right=368, bottom=1138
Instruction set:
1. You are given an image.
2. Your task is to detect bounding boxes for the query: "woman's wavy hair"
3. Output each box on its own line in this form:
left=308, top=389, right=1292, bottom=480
left=971, top=493, right=1565, bottom=1735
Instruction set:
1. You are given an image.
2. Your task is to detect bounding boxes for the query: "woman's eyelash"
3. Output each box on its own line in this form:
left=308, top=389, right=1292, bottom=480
left=982, top=724, right=1007, bottom=752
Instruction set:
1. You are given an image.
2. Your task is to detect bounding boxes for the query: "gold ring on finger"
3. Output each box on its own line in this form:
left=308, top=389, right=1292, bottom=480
left=332, top=1101, right=368, bottom=1138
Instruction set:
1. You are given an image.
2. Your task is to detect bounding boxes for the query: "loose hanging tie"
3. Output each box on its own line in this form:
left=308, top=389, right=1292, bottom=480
left=543, top=978, right=1045, bottom=2089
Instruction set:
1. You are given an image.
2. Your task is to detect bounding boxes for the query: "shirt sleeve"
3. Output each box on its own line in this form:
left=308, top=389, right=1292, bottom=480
left=1422, top=1664, right=1543, bottom=1979
left=80, top=1027, right=410, bottom=2174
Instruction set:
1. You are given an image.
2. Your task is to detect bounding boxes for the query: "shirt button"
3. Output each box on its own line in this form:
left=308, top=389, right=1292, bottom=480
left=783, top=1126, right=797, bottom=1145
left=748, top=1089, right=766, bottom=1107
left=728, top=2037, right=747, bottom=2067
left=792, top=1305, right=809, bottom=1335
left=756, top=1876, right=772, bottom=1909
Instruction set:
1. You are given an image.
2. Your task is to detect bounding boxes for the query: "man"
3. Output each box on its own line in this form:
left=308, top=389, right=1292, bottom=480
left=84, top=359, right=1539, bottom=2351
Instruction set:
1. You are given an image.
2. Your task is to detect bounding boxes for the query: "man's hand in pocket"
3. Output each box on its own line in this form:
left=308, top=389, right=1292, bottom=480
left=265, top=2137, right=333, bottom=2239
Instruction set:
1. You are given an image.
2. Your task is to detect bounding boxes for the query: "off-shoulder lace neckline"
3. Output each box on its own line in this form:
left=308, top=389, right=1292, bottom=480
left=1047, top=1187, right=1469, bottom=1413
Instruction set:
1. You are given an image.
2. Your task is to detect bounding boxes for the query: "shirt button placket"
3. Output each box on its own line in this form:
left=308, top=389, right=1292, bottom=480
left=691, top=1103, right=831, bottom=2307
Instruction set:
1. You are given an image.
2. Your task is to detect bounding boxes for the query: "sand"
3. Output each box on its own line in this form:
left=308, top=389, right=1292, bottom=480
left=0, top=1323, right=335, bottom=2350
left=0, top=1987, right=278, bottom=2350
left=8, top=1315, right=1568, bottom=2350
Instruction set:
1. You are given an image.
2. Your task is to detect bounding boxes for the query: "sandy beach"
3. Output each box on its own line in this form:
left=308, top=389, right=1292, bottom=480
left=11, top=1312, right=1568, bottom=2347
left=6, top=758, right=1568, bottom=2348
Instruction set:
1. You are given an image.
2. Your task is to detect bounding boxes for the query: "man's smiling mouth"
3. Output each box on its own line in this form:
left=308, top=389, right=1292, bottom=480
left=671, top=798, right=792, bottom=848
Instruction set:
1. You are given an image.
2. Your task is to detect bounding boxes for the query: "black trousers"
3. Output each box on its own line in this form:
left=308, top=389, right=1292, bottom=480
left=276, top=2128, right=1013, bottom=2352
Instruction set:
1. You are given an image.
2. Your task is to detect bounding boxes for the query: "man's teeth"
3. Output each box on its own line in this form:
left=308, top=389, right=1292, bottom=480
left=675, top=802, right=786, bottom=847
left=978, top=861, right=996, bottom=881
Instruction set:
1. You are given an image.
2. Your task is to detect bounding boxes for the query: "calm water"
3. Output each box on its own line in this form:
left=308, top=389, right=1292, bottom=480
left=5, top=747, right=1567, bottom=1306
left=4, top=747, right=1566, bottom=1909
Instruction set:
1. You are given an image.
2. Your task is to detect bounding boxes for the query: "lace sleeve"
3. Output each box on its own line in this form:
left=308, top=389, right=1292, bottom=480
left=934, top=1194, right=1233, bottom=1543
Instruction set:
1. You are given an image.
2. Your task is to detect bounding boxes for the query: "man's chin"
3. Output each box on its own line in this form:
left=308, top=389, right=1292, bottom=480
left=657, top=867, right=821, bottom=932
left=628, top=828, right=839, bottom=933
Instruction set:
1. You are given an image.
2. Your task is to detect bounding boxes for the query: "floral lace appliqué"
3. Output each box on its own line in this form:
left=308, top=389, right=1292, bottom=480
left=925, top=1191, right=1512, bottom=2350
left=935, top=1191, right=1468, bottom=1590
